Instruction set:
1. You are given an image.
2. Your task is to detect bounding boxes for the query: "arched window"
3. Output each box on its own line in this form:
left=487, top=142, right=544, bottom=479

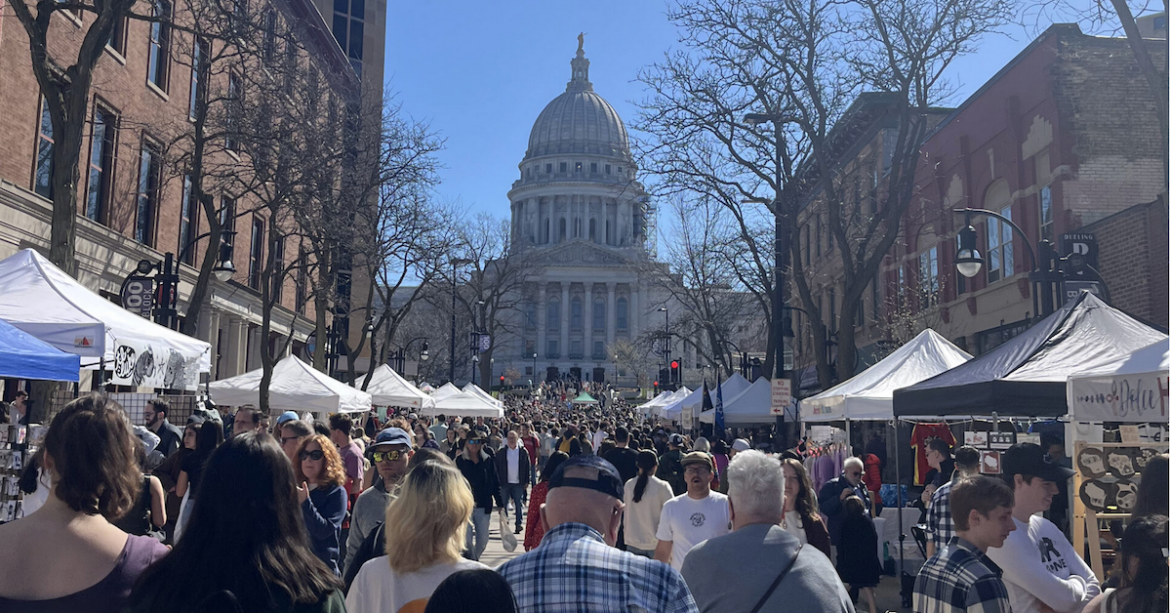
left=547, top=299, right=560, bottom=330
left=589, top=219, right=597, bottom=241
left=616, top=298, right=628, bottom=330
left=593, top=299, right=605, bottom=330
left=525, top=301, right=536, bottom=330
left=574, top=218, right=581, bottom=237
left=559, top=218, right=567, bottom=242
left=570, top=298, right=582, bottom=330
left=543, top=219, right=550, bottom=244
left=983, top=180, right=1014, bottom=283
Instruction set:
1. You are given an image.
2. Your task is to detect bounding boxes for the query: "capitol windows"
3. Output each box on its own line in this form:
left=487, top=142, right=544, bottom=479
left=589, top=219, right=597, bottom=241
left=558, top=218, right=567, bottom=242
left=545, top=164, right=552, bottom=174
left=547, top=340, right=558, bottom=358
left=575, top=162, right=582, bottom=172
left=548, top=299, right=561, bottom=330
left=570, top=298, right=582, bottom=330
left=593, top=341, right=605, bottom=359
left=559, top=162, right=567, bottom=173
left=570, top=340, right=582, bottom=359
left=525, top=301, right=536, bottom=330
left=593, top=299, right=605, bottom=330
left=616, top=298, right=628, bottom=331
left=590, top=163, right=598, bottom=173
left=605, top=164, right=611, bottom=174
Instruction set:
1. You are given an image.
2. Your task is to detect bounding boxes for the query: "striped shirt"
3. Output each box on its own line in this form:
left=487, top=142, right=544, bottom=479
left=914, top=537, right=1011, bottom=613
left=497, top=522, right=698, bottom=613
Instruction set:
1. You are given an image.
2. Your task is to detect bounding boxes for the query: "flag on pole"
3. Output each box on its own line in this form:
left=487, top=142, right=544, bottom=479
left=715, top=377, right=726, bottom=440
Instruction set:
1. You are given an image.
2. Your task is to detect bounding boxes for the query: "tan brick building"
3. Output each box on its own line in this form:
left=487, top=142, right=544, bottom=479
left=0, top=0, right=358, bottom=387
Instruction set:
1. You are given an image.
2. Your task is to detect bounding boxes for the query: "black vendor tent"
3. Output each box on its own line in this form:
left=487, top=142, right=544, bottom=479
left=893, top=292, right=1166, bottom=418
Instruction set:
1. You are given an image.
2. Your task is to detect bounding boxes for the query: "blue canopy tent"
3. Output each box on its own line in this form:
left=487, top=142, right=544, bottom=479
left=0, top=316, right=80, bottom=381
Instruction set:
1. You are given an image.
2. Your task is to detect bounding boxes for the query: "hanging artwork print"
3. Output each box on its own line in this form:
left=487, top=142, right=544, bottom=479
left=109, top=341, right=202, bottom=390
left=1075, top=444, right=1162, bottom=515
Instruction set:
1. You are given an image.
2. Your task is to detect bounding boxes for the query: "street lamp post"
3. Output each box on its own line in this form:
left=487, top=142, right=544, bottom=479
left=745, top=111, right=795, bottom=451
left=658, top=307, right=671, bottom=387
left=449, top=258, right=472, bottom=384
left=130, top=230, right=237, bottom=330
left=532, top=352, right=538, bottom=386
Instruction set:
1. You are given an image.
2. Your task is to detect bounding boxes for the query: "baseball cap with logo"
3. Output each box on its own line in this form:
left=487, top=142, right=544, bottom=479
left=1002, top=443, right=1075, bottom=483
left=370, top=427, right=412, bottom=450
left=669, top=433, right=685, bottom=446
left=548, top=455, right=625, bottom=501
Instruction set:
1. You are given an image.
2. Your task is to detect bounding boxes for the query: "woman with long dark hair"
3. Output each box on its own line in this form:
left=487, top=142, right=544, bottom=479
left=294, top=434, right=348, bottom=574
left=1084, top=515, right=1168, bottom=613
left=0, top=394, right=169, bottom=612
left=1132, top=454, right=1168, bottom=519
left=523, top=451, right=568, bottom=551
left=125, top=432, right=345, bottom=613
left=780, top=457, right=831, bottom=557
left=174, top=420, right=223, bottom=541
left=622, top=450, right=674, bottom=558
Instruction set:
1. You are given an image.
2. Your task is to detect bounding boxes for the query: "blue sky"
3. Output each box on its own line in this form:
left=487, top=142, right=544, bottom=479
left=383, top=1, right=1102, bottom=227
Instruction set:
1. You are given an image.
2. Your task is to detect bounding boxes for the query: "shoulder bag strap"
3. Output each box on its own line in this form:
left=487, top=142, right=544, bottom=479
left=749, top=544, right=803, bottom=613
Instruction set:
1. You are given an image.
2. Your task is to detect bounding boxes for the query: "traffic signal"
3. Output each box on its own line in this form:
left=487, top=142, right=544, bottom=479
left=653, top=381, right=659, bottom=391
left=500, top=375, right=505, bottom=384
left=670, top=360, right=680, bottom=384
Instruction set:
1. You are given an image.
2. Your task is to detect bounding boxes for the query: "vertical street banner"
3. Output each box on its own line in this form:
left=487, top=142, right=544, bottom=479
left=715, top=378, right=725, bottom=440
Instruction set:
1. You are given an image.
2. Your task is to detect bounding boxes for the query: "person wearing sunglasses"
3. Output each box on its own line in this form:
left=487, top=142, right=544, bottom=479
left=344, top=427, right=414, bottom=576
left=817, top=456, right=873, bottom=563
left=294, top=434, right=348, bottom=574
left=457, top=427, right=503, bottom=561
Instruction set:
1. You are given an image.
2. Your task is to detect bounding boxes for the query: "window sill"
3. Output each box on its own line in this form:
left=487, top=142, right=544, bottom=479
left=104, top=46, right=127, bottom=66
left=146, top=80, right=169, bottom=102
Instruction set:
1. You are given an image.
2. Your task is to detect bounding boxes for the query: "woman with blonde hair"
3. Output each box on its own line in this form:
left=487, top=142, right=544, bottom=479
left=346, top=461, right=489, bottom=613
left=294, top=433, right=348, bottom=574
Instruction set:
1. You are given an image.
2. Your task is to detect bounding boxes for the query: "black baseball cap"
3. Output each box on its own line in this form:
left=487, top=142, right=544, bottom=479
left=1002, top=443, right=1075, bottom=483
left=548, top=455, right=624, bottom=502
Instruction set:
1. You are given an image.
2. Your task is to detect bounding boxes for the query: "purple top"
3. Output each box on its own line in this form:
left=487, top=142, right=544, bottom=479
left=0, top=534, right=169, bottom=613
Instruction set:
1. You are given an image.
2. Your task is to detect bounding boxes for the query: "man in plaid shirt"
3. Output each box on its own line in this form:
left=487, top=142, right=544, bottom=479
left=914, top=476, right=1016, bottom=613
left=926, top=446, right=982, bottom=557
left=497, top=454, right=698, bottom=613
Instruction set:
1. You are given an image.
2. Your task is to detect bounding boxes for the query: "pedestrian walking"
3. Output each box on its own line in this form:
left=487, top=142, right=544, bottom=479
left=495, top=430, right=530, bottom=535
left=780, top=457, right=831, bottom=557
left=174, top=418, right=224, bottom=542
left=836, top=496, right=882, bottom=613
left=523, top=451, right=568, bottom=551
left=294, top=434, right=348, bottom=574
left=654, top=451, right=731, bottom=570
left=457, top=427, right=502, bottom=560
left=344, top=427, right=413, bottom=575
left=623, top=450, right=673, bottom=559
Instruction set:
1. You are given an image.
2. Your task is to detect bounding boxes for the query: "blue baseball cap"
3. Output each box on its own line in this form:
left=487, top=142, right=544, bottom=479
left=371, top=427, right=412, bottom=449
left=276, top=411, right=299, bottom=426
left=549, top=455, right=624, bottom=501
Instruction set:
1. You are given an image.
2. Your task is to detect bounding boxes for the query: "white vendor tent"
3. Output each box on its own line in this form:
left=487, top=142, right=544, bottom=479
left=659, top=386, right=702, bottom=421
left=1068, top=340, right=1169, bottom=422
left=463, top=382, right=504, bottom=408
left=209, top=355, right=371, bottom=415
left=652, top=387, right=691, bottom=419
left=695, top=373, right=754, bottom=422
left=802, top=329, right=972, bottom=422
left=355, top=364, right=434, bottom=409
left=700, top=377, right=775, bottom=425
left=427, top=383, right=504, bottom=418
left=636, top=391, right=672, bottom=415
left=0, top=248, right=210, bottom=390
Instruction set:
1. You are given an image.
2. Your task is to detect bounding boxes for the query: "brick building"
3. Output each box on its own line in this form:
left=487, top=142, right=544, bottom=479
left=0, top=0, right=359, bottom=388
left=790, top=23, right=1167, bottom=389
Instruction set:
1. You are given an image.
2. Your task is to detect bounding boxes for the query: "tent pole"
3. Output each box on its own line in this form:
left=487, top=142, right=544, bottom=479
left=98, top=357, right=105, bottom=390
left=895, top=418, right=905, bottom=583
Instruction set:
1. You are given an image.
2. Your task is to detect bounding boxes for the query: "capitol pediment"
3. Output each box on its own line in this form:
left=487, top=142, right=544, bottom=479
left=529, top=240, right=634, bottom=267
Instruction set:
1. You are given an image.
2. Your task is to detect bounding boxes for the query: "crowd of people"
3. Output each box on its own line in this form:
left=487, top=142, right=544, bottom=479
left=0, top=386, right=1166, bottom=613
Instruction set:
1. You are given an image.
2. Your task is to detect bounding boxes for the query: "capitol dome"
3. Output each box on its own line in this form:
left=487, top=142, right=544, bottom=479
left=524, top=44, right=631, bottom=162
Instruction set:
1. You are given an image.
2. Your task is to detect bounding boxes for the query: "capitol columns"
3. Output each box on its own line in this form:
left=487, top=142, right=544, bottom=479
left=584, top=283, right=594, bottom=358
left=606, top=283, right=617, bottom=347
left=537, top=283, right=548, bottom=363
left=560, top=284, right=570, bottom=358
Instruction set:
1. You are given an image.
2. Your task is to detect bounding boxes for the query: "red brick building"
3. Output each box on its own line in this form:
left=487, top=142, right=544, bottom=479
left=0, top=0, right=358, bottom=386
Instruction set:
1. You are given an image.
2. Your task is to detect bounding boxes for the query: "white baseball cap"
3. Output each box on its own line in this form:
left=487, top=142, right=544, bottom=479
left=731, top=439, right=751, bottom=452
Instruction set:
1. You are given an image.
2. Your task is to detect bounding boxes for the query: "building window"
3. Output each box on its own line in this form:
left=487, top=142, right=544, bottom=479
left=249, top=217, right=264, bottom=289
left=147, top=0, right=170, bottom=90
left=34, top=98, right=54, bottom=199
left=559, top=162, right=567, bottom=173
left=616, top=298, right=628, bottom=330
left=558, top=218, right=566, bottom=242
left=605, top=164, right=611, bottom=174
left=179, top=176, right=197, bottom=264
left=589, top=219, right=597, bottom=241
left=815, top=214, right=822, bottom=258
left=189, top=37, right=209, bottom=120
left=593, top=299, right=605, bottom=330
left=570, top=340, right=582, bottom=358
left=107, top=15, right=126, bottom=54
left=593, top=340, right=605, bottom=358
left=219, top=196, right=236, bottom=232
left=987, top=206, right=1014, bottom=283
left=570, top=298, right=582, bottom=330
left=802, top=225, right=810, bottom=267
left=295, top=247, right=307, bottom=313
left=262, top=10, right=276, bottom=61
left=272, top=234, right=284, bottom=302
left=1039, top=186, right=1053, bottom=242
left=547, top=299, right=560, bottom=330
left=85, top=106, right=116, bottom=224
left=135, top=143, right=161, bottom=245
left=331, top=0, right=364, bottom=77
left=828, top=288, right=836, bottom=332
left=590, top=162, right=597, bottom=173
left=918, top=246, right=939, bottom=307
left=546, top=339, right=558, bottom=358
left=226, top=72, right=242, bottom=152
left=545, top=163, right=552, bottom=173
left=575, top=162, right=582, bottom=172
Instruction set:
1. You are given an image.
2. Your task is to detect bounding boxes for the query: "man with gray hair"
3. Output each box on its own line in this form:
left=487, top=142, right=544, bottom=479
left=818, top=456, right=873, bottom=551
left=681, top=450, right=854, bottom=612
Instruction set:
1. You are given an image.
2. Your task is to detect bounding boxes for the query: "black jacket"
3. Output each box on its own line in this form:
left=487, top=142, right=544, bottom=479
left=154, top=420, right=183, bottom=458
left=457, top=449, right=502, bottom=512
left=494, top=445, right=531, bottom=487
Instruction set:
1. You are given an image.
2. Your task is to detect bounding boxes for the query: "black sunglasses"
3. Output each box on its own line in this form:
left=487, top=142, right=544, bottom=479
left=298, top=450, right=325, bottom=461
left=467, top=439, right=485, bottom=445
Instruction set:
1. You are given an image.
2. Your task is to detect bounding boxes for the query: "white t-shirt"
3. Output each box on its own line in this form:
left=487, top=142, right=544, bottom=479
left=505, top=446, right=521, bottom=484
left=985, top=515, right=1101, bottom=613
left=345, top=556, right=489, bottom=613
left=781, top=510, right=807, bottom=546
left=592, top=430, right=608, bottom=450
left=655, top=491, right=731, bottom=569
left=622, top=475, right=675, bottom=551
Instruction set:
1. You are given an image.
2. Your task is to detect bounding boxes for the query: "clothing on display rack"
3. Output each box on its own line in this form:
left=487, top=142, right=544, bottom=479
left=804, top=443, right=849, bottom=492
left=910, top=423, right=955, bottom=486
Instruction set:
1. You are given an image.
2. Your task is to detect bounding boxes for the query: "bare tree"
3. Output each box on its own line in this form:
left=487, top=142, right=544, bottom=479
left=637, top=0, right=1010, bottom=387
left=608, top=338, right=654, bottom=391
